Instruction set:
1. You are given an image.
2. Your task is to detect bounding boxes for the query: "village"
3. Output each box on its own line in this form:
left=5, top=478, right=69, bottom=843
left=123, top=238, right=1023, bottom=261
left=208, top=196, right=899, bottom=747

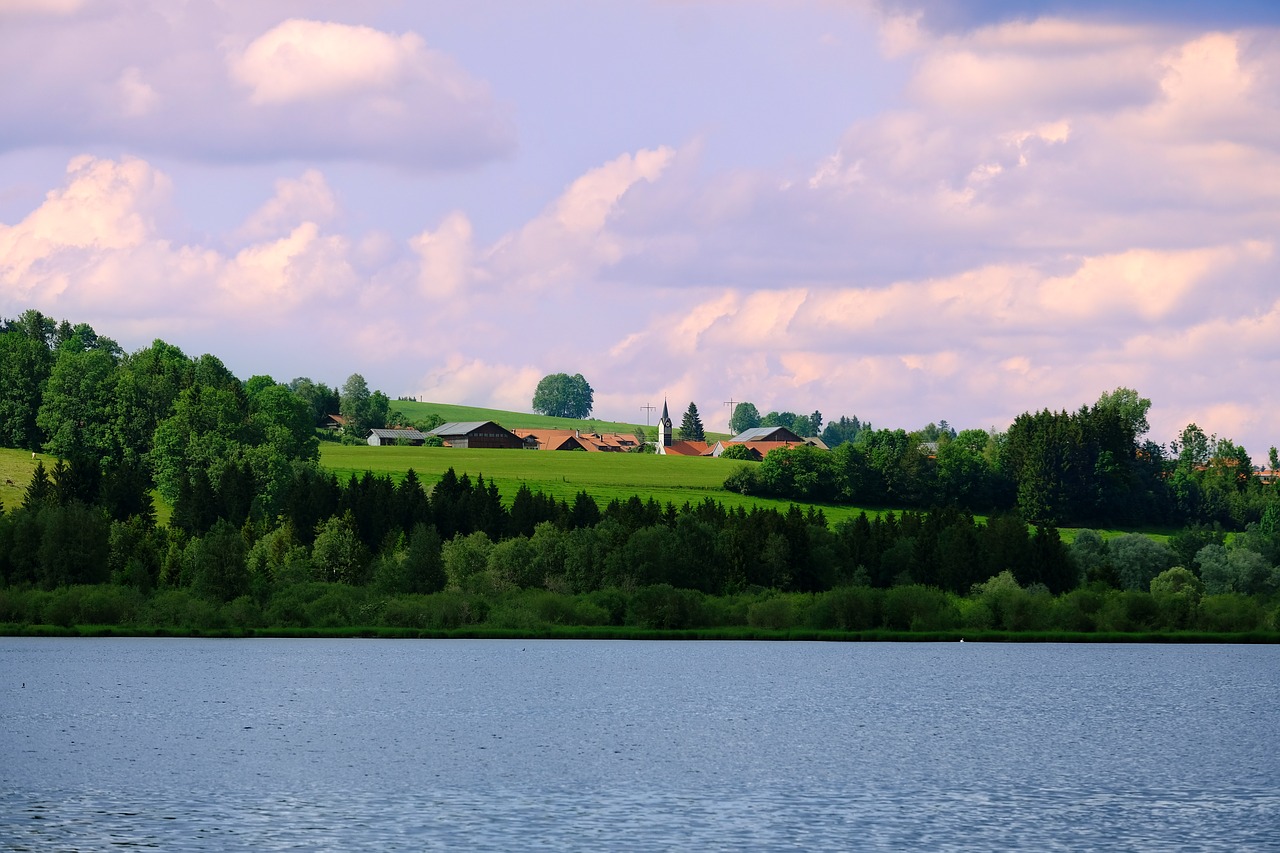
left=351, top=399, right=828, bottom=461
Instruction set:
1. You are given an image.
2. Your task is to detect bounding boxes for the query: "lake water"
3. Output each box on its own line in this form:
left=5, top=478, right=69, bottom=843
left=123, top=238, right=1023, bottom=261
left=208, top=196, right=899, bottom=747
left=2, top=638, right=1278, bottom=851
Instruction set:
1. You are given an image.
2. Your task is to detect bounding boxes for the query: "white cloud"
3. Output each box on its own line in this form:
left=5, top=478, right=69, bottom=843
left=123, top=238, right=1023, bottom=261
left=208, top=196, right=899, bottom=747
left=410, top=211, right=474, bottom=299
left=0, top=5, right=515, bottom=167
left=237, top=169, right=339, bottom=242
left=483, top=146, right=676, bottom=290
left=230, top=19, right=431, bottom=105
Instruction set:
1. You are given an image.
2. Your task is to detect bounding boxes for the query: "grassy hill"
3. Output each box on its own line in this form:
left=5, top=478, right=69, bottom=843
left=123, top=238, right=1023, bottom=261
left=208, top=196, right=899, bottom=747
left=390, top=400, right=731, bottom=442
left=320, top=444, right=869, bottom=524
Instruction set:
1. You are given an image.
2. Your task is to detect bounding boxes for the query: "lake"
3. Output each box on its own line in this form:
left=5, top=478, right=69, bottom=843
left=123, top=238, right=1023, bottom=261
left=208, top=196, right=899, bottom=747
left=2, top=638, right=1278, bottom=851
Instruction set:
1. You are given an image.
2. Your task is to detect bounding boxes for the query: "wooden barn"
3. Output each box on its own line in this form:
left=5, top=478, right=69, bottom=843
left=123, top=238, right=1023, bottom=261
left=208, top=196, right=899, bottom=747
left=427, top=421, right=527, bottom=449
left=366, top=428, right=428, bottom=447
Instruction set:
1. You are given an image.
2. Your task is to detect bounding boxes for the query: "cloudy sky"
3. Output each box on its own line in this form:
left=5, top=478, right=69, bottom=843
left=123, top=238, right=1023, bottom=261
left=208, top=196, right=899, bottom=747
left=2, top=0, right=1278, bottom=457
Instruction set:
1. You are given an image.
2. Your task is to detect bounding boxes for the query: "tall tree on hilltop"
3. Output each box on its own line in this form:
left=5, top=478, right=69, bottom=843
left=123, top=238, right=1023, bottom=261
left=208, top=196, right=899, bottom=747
left=679, top=402, right=705, bottom=442
left=531, top=373, right=594, bottom=418
left=729, top=402, right=761, bottom=435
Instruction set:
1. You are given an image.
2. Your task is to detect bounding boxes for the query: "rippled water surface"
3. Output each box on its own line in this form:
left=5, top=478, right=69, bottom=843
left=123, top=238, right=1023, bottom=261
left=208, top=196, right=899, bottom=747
left=2, top=638, right=1278, bottom=851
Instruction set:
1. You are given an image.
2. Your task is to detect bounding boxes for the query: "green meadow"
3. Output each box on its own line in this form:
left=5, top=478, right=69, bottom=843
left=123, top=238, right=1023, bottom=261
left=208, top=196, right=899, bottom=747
left=1, top=444, right=1171, bottom=539
left=320, top=444, right=868, bottom=524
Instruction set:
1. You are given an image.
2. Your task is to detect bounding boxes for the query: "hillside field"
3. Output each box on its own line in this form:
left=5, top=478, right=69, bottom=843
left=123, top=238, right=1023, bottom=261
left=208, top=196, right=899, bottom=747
left=319, top=444, right=868, bottom=524
left=0, top=445, right=1165, bottom=542
left=390, top=399, right=732, bottom=442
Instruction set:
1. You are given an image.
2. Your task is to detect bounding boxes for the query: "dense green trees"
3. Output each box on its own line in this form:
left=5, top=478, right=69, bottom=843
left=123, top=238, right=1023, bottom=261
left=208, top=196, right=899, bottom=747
left=531, top=373, right=594, bottom=419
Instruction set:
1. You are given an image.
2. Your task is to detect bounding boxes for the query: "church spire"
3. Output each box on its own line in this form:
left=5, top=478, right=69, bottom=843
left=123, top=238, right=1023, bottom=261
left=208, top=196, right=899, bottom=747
left=659, top=398, right=673, bottom=447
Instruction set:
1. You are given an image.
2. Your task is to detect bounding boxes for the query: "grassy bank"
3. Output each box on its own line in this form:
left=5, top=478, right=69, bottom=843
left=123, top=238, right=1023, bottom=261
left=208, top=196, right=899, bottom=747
left=5, top=623, right=1275, bottom=643
left=3, top=583, right=1275, bottom=642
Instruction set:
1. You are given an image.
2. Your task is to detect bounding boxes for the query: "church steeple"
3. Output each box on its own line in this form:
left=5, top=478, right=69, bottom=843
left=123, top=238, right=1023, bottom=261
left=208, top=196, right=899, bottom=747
left=659, top=398, right=672, bottom=447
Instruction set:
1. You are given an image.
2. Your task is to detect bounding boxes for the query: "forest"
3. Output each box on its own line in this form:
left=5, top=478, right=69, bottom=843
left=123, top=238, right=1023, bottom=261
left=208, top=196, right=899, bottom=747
left=0, top=308, right=1277, bottom=637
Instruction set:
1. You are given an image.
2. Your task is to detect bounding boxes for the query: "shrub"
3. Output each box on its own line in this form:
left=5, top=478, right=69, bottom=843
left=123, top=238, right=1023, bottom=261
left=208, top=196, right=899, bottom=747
left=719, top=445, right=758, bottom=462
left=747, top=595, right=796, bottom=630
left=1095, top=590, right=1159, bottom=632
left=143, top=589, right=224, bottom=629
left=807, top=586, right=881, bottom=631
left=380, top=592, right=488, bottom=630
left=1053, top=587, right=1105, bottom=632
left=723, top=465, right=760, bottom=495
left=626, top=584, right=706, bottom=629
left=1197, top=594, right=1264, bottom=632
left=882, top=585, right=958, bottom=631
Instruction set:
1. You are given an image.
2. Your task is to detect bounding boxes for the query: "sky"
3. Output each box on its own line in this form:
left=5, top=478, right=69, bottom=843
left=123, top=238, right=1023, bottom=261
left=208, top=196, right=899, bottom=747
left=1, top=0, right=1278, bottom=459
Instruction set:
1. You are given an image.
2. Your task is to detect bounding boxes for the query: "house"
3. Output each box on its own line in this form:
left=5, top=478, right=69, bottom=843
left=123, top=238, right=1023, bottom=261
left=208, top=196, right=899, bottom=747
left=366, top=428, right=428, bottom=447
left=703, top=424, right=820, bottom=460
left=427, top=421, right=526, bottom=449
left=321, top=413, right=348, bottom=431
left=516, top=429, right=641, bottom=452
left=729, top=425, right=804, bottom=444
left=708, top=440, right=800, bottom=460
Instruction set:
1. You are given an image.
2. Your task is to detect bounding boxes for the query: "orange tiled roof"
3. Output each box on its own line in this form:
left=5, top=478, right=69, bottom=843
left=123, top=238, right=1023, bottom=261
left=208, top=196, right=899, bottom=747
left=664, top=440, right=711, bottom=456
left=515, top=429, right=640, bottom=452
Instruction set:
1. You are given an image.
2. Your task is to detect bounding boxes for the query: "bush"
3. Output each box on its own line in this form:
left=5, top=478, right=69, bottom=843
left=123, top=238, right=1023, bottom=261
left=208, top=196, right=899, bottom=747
left=1053, top=587, right=1105, bottom=632
left=379, top=591, right=489, bottom=630
left=626, top=584, right=706, bottom=629
left=1197, top=594, right=1264, bottom=632
left=747, top=595, right=796, bottom=630
left=882, top=585, right=958, bottom=631
left=807, top=586, right=881, bottom=631
left=1095, top=590, right=1159, bottom=632
left=143, top=589, right=224, bottom=629
left=723, top=465, right=760, bottom=495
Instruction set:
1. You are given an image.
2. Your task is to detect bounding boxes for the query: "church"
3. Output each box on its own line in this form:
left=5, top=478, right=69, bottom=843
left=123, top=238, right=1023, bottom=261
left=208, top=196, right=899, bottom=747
left=654, top=400, right=814, bottom=458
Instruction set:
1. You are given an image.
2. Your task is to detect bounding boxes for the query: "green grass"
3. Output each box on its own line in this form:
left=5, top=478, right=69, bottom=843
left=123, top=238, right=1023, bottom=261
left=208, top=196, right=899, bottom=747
left=0, top=448, right=172, bottom=525
left=390, top=399, right=731, bottom=441
left=319, top=444, right=871, bottom=524
left=0, top=448, right=48, bottom=509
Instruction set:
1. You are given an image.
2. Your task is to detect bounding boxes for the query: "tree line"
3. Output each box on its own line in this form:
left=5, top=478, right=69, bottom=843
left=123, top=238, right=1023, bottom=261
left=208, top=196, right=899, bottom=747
left=0, top=308, right=1276, bottom=635
left=725, top=389, right=1278, bottom=531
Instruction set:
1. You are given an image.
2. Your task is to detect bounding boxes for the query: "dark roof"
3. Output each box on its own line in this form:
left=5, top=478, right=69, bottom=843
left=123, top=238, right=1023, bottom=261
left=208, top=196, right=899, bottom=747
left=428, top=421, right=497, bottom=436
left=369, top=428, right=427, bottom=440
left=731, top=426, right=803, bottom=443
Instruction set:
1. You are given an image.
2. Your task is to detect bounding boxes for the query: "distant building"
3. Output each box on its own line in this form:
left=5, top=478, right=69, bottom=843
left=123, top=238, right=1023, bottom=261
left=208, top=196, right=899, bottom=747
left=516, top=429, right=641, bottom=452
left=366, top=428, right=428, bottom=447
left=729, top=426, right=804, bottom=444
left=427, top=421, right=526, bottom=449
left=655, top=400, right=711, bottom=456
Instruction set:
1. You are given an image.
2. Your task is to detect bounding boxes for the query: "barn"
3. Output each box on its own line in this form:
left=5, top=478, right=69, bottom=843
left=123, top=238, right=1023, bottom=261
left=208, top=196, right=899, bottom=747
left=366, top=428, right=428, bottom=447
left=427, top=421, right=527, bottom=449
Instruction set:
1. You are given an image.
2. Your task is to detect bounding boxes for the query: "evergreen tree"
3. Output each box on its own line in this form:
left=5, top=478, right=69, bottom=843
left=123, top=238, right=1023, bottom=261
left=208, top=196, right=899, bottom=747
left=679, top=402, right=705, bottom=442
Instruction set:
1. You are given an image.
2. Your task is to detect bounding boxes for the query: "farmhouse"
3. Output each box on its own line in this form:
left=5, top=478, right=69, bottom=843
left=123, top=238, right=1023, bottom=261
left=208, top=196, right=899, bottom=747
left=427, top=421, right=527, bottom=449
left=516, top=429, right=641, bottom=452
left=366, top=428, right=428, bottom=447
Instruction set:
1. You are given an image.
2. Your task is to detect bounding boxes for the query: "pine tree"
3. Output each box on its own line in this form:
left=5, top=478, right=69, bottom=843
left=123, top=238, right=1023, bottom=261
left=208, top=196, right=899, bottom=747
left=679, top=402, right=705, bottom=442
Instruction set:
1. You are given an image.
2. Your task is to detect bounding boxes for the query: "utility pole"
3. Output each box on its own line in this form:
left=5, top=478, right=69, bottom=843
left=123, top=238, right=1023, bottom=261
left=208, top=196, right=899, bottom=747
left=641, top=404, right=656, bottom=426
left=724, top=399, right=737, bottom=429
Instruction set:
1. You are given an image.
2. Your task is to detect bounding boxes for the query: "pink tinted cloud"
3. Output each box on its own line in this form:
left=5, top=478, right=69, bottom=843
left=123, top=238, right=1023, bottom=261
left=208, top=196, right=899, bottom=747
left=0, top=4, right=515, bottom=167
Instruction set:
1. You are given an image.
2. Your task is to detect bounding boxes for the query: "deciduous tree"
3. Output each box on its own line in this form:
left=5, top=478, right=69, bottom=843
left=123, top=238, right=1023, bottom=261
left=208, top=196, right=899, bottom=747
left=531, top=373, right=594, bottom=418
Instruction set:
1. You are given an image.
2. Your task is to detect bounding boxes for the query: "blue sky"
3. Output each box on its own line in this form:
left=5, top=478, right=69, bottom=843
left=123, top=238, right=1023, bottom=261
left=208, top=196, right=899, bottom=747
left=2, top=0, right=1278, bottom=459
